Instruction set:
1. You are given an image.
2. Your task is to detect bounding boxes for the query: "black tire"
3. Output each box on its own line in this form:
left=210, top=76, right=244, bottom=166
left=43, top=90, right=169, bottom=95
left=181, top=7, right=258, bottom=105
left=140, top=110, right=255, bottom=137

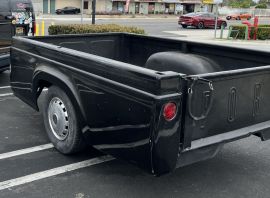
left=181, top=24, right=187, bottom=28
left=237, top=16, right=241, bottom=20
left=226, top=16, right=231, bottom=20
left=43, top=86, right=85, bottom=154
left=197, top=22, right=204, bottom=29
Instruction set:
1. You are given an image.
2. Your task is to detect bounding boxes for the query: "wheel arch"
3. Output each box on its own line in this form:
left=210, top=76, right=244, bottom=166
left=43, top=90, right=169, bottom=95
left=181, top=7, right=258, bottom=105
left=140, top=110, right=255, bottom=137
left=32, top=66, right=87, bottom=125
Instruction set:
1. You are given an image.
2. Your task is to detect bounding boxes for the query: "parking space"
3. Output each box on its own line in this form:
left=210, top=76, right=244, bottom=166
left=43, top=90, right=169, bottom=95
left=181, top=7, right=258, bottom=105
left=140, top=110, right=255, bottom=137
left=1, top=17, right=270, bottom=197
left=1, top=70, right=270, bottom=198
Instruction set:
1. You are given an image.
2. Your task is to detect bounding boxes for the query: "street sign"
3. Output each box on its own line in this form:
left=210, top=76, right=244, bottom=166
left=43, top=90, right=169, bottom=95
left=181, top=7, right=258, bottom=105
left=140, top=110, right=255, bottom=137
left=203, top=0, right=223, bottom=4
left=203, top=0, right=213, bottom=4
left=214, top=0, right=223, bottom=4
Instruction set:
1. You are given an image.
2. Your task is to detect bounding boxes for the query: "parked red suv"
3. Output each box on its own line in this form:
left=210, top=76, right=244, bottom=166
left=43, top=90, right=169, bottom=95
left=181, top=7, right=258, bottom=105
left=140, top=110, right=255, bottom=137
left=178, top=12, right=227, bottom=29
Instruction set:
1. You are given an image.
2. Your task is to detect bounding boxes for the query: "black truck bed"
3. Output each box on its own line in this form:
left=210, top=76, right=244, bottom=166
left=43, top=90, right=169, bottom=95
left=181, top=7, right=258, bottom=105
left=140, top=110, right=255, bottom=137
left=10, top=33, right=270, bottom=175
left=30, top=33, right=269, bottom=70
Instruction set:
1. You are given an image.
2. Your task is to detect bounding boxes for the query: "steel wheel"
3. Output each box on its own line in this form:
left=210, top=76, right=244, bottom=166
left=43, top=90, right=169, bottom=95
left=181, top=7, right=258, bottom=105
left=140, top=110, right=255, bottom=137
left=197, top=22, right=204, bottom=29
left=48, top=97, right=69, bottom=141
left=43, top=86, right=86, bottom=154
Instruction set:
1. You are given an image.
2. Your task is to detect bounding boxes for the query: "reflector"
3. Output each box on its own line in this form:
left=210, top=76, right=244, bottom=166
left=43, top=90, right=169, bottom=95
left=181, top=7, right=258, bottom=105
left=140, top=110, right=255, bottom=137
left=163, top=102, right=177, bottom=121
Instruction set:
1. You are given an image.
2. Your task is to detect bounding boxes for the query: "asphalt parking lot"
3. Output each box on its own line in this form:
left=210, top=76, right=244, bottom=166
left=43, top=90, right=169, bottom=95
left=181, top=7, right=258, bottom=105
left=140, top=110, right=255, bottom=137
left=1, top=69, right=270, bottom=198
left=1, top=16, right=270, bottom=198
left=39, top=17, right=270, bottom=51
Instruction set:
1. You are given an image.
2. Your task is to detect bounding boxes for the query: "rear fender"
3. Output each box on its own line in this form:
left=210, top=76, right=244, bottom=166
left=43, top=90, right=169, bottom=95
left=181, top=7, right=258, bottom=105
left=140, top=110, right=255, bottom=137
left=32, top=65, right=86, bottom=123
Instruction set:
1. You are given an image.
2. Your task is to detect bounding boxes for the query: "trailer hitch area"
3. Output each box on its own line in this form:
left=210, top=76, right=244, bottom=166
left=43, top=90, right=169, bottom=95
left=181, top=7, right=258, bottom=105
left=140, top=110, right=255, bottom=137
left=186, top=76, right=214, bottom=121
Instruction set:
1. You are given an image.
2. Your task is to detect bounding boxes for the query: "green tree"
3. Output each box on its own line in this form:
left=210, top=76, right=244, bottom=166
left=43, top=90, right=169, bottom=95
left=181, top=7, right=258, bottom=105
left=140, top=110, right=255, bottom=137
left=255, top=3, right=267, bottom=8
left=228, top=0, right=254, bottom=8
left=259, top=0, right=267, bottom=3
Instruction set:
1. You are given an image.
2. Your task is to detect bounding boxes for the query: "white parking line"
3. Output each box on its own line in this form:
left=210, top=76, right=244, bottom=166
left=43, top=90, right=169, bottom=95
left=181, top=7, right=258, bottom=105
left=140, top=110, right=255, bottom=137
left=0, top=86, right=11, bottom=89
left=0, top=143, right=54, bottom=160
left=0, top=93, right=13, bottom=97
left=0, top=155, right=114, bottom=191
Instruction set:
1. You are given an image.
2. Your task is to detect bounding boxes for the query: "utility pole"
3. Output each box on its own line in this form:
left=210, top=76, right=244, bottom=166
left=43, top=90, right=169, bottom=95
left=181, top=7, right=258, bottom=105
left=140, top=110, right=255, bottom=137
left=214, top=4, right=218, bottom=38
left=81, top=0, right=83, bottom=24
left=213, top=0, right=223, bottom=38
left=92, top=0, right=96, bottom=24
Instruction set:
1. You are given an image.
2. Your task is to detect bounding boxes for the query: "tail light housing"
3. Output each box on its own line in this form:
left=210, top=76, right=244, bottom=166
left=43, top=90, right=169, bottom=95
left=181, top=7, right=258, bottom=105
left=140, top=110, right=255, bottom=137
left=163, top=102, right=177, bottom=121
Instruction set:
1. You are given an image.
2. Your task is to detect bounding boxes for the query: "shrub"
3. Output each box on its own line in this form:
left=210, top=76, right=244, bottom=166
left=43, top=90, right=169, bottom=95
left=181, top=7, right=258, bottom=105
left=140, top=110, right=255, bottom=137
left=229, top=25, right=270, bottom=40
left=257, top=27, right=270, bottom=40
left=255, top=3, right=267, bottom=9
left=230, top=26, right=248, bottom=39
left=48, top=24, right=145, bottom=35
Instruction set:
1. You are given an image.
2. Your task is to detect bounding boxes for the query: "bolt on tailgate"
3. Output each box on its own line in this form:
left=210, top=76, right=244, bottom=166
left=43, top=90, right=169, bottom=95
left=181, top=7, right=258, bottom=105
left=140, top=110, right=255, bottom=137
left=182, top=67, right=270, bottom=149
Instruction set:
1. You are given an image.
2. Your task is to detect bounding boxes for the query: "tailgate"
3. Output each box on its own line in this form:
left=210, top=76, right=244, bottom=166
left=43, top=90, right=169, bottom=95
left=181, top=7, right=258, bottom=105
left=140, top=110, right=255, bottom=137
left=182, top=66, right=270, bottom=149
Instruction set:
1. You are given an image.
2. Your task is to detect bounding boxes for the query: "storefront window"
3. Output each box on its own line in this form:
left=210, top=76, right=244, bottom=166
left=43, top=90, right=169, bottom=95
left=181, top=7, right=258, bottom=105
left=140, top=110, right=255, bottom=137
left=83, top=1, right=88, bottom=9
left=135, top=2, right=140, bottom=14
left=112, top=1, right=125, bottom=13
left=148, top=3, right=155, bottom=14
left=183, top=4, right=194, bottom=14
left=169, top=4, right=175, bottom=14
left=165, top=3, right=174, bottom=14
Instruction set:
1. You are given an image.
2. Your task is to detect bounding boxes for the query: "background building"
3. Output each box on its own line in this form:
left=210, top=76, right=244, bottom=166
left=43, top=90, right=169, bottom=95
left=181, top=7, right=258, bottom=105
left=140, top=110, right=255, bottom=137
left=34, top=0, right=216, bottom=15
left=111, top=0, right=182, bottom=14
left=40, top=0, right=92, bottom=14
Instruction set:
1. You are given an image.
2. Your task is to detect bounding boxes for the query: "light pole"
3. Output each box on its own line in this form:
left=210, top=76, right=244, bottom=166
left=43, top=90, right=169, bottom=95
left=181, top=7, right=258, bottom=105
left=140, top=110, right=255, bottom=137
left=81, top=0, right=83, bottom=24
left=213, top=0, right=223, bottom=38
left=92, top=0, right=96, bottom=24
left=214, top=4, right=218, bottom=38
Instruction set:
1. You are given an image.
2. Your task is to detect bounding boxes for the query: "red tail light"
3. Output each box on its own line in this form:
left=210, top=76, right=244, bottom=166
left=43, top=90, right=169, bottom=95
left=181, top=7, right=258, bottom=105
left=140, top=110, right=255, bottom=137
left=163, top=102, right=177, bottom=121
